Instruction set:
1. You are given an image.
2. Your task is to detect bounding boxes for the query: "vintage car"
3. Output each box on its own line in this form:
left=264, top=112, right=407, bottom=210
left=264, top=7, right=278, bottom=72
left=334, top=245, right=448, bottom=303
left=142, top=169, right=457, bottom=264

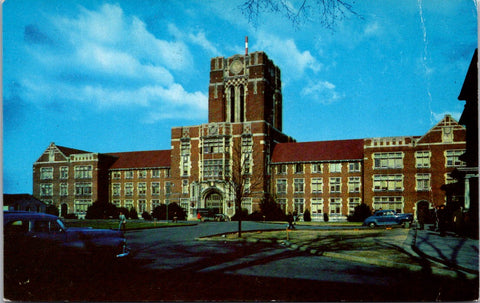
left=363, top=210, right=413, bottom=228
left=4, top=211, right=129, bottom=283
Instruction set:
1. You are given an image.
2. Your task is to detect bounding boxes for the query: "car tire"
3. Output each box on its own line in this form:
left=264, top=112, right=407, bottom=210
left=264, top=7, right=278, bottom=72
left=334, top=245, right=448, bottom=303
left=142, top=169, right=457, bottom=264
left=368, top=222, right=376, bottom=228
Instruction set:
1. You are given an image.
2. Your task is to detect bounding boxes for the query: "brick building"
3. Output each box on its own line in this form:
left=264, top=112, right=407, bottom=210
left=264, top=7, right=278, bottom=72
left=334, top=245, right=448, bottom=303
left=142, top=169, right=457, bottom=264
left=32, top=50, right=466, bottom=220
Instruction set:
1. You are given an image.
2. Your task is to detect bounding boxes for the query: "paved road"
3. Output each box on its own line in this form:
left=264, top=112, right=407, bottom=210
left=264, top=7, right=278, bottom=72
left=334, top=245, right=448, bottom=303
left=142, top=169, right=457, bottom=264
left=5, top=221, right=477, bottom=301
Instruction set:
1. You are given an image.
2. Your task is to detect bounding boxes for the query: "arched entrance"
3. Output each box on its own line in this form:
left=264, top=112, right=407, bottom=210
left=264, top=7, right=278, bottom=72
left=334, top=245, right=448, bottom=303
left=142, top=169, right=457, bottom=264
left=61, top=203, right=68, bottom=217
left=205, top=191, right=223, bottom=214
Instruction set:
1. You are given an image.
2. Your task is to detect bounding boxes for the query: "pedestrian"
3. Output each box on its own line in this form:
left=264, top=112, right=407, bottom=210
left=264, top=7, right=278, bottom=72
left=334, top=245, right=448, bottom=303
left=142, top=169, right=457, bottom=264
left=287, top=213, right=295, bottom=230
left=437, top=204, right=447, bottom=236
left=417, top=206, right=426, bottom=230
left=118, top=211, right=127, bottom=232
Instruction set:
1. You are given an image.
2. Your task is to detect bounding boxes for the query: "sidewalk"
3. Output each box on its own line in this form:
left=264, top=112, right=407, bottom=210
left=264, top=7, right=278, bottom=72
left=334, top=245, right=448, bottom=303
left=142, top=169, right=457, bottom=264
left=412, top=226, right=479, bottom=275
left=199, top=225, right=479, bottom=279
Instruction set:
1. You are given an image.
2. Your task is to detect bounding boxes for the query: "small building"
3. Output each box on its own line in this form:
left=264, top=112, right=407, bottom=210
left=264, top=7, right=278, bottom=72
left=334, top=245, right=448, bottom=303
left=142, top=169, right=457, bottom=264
left=3, top=194, right=47, bottom=213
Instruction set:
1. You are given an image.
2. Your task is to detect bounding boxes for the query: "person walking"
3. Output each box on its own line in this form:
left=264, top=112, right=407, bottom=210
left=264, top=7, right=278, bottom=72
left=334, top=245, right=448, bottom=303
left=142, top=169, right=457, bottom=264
left=287, top=213, right=295, bottom=230
left=119, top=211, right=127, bottom=232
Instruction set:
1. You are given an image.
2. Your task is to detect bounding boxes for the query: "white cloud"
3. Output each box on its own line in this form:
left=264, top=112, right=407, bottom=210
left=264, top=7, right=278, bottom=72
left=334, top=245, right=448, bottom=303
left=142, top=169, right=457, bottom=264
left=301, top=80, right=344, bottom=104
left=19, top=3, right=207, bottom=122
left=255, top=32, right=322, bottom=76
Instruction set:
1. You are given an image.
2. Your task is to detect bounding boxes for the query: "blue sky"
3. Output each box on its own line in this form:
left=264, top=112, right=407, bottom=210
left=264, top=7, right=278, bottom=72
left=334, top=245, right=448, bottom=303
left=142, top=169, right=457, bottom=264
left=3, top=0, right=477, bottom=194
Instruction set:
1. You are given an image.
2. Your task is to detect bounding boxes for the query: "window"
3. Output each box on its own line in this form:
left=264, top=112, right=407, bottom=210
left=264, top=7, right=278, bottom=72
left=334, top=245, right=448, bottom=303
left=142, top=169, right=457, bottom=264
left=415, top=151, right=431, bottom=168
left=242, top=136, right=253, bottom=175
left=329, top=163, right=342, bottom=173
left=165, top=169, right=171, bottom=178
left=295, top=163, right=304, bottom=174
left=125, top=183, right=133, bottom=196
left=241, top=198, right=252, bottom=213
left=124, top=200, right=134, bottom=209
left=373, top=152, right=403, bottom=169
left=60, top=167, right=68, bottom=179
left=329, top=198, right=342, bottom=215
left=277, top=179, right=287, bottom=194
left=203, top=160, right=228, bottom=178
left=182, top=179, right=189, bottom=194
left=138, top=170, right=147, bottom=179
left=348, top=177, right=361, bottom=193
left=40, top=183, right=53, bottom=197
left=75, top=182, right=92, bottom=196
left=40, top=167, right=53, bottom=180
left=203, top=138, right=225, bottom=154
left=152, top=200, right=161, bottom=210
left=112, top=171, right=121, bottom=179
left=60, top=183, right=68, bottom=196
left=329, top=177, right=341, bottom=193
left=152, top=182, right=160, bottom=195
left=112, top=200, right=120, bottom=207
left=181, top=141, right=191, bottom=176
left=138, top=182, right=147, bottom=196
left=125, top=171, right=134, bottom=179
left=348, top=198, right=361, bottom=215
left=445, top=150, right=466, bottom=167
left=152, top=170, right=160, bottom=178
left=311, top=198, right=324, bottom=217
left=293, top=198, right=304, bottom=214
left=416, top=174, right=431, bottom=191
left=112, top=183, right=121, bottom=196
left=74, top=165, right=92, bottom=179
left=74, top=200, right=92, bottom=216
left=311, top=178, right=323, bottom=193
left=180, top=199, right=189, bottom=212
left=312, top=163, right=322, bottom=173
left=277, top=199, right=287, bottom=213
left=445, top=173, right=455, bottom=185
left=348, top=162, right=361, bottom=172
left=294, top=178, right=304, bottom=193
left=373, top=196, right=403, bottom=213
left=138, top=200, right=147, bottom=213
left=277, top=165, right=287, bottom=174
left=373, top=175, right=403, bottom=191
left=165, top=182, right=172, bottom=194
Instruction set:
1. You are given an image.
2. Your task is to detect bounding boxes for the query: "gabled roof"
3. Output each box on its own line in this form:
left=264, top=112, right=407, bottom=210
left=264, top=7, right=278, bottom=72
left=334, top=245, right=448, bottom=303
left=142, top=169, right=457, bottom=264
left=416, top=115, right=465, bottom=144
left=107, top=150, right=171, bottom=169
left=271, top=139, right=364, bottom=163
left=56, top=145, right=91, bottom=156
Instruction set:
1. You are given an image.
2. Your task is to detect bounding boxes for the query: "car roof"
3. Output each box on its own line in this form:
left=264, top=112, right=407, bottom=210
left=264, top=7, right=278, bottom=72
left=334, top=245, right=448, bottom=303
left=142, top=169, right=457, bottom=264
left=4, top=211, right=59, bottom=221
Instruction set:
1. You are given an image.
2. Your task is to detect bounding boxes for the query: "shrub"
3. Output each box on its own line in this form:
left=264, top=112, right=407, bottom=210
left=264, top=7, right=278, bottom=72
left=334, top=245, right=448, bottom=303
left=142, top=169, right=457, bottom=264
left=231, top=208, right=249, bottom=221
left=303, top=209, right=311, bottom=222
left=347, top=203, right=372, bottom=222
left=46, top=204, right=59, bottom=216
left=86, top=201, right=119, bottom=219
left=246, top=211, right=264, bottom=221
left=64, top=213, right=78, bottom=219
left=128, top=207, right=138, bottom=220
left=142, top=211, right=152, bottom=220
left=152, top=203, right=186, bottom=221
left=323, top=213, right=329, bottom=222
left=259, top=197, right=287, bottom=221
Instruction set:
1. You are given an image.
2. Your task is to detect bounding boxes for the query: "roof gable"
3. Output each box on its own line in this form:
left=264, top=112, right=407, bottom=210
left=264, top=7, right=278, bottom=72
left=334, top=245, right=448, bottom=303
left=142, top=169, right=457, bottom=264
left=35, top=142, right=92, bottom=163
left=416, top=115, right=465, bottom=145
left=272, top=139, right=364, bottom=163
left=107, top=150, right=171, bottom=169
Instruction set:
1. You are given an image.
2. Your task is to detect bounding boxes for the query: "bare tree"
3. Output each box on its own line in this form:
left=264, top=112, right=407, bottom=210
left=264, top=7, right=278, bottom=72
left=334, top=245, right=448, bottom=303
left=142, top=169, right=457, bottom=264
left=239, top=0, right=360, bottom=30
left=227, top=135, right=264, bottom=237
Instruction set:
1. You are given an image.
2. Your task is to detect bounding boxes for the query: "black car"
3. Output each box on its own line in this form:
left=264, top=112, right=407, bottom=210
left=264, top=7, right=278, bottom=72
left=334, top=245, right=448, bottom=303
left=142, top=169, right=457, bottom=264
left=4, top=211, right=129, bottom=283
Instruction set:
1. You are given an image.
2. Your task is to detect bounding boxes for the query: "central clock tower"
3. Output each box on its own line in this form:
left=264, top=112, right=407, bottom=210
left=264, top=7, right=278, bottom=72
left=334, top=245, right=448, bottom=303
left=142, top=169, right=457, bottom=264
left=208, top=51, right=283, bottom=131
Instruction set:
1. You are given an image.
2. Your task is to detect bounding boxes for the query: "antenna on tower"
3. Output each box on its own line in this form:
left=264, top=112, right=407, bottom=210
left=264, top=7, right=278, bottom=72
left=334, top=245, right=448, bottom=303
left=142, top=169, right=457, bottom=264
left=245, top=36, right=248, bottom=56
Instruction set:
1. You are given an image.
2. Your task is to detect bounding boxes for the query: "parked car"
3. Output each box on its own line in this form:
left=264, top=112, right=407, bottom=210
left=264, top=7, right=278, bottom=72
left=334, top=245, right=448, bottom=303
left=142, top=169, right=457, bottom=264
left=4, top=211, right=129, bottom=283
left=363, top=210, right=413, bottom=228
left=215, top=214, right=230, bottom=221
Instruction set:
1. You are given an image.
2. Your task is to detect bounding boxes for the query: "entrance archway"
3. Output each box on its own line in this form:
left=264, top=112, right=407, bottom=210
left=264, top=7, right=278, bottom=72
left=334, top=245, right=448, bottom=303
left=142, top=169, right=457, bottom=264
left=417, top=200, right=432, bottom=223
left=205, top=191, right=223, bottom=214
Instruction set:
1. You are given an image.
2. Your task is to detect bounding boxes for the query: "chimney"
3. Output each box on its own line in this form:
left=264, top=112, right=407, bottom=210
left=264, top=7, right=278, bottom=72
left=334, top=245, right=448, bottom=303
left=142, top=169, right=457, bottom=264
left=245, top=36, right=248, bottom=56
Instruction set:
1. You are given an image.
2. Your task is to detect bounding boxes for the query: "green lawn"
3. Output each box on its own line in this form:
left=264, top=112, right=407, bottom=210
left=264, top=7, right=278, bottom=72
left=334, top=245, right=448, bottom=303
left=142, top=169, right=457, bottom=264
left=63, top=219, right=195, bottom=230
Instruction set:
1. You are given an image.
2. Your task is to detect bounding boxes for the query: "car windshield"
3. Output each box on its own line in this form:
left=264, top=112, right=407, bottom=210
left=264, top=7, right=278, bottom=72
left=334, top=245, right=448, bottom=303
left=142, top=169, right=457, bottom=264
left=56, top=219, right=67, bottom=231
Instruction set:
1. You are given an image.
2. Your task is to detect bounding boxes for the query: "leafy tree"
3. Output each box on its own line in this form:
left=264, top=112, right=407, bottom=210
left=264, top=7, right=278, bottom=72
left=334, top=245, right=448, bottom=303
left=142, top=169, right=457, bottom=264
left=86, top=201, right=119, bottom=219
left=240, top=0, right=360, bottom=30
left=142, top=211, right=152, bottom=220
left=259, top=197, right=287, bottom=221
